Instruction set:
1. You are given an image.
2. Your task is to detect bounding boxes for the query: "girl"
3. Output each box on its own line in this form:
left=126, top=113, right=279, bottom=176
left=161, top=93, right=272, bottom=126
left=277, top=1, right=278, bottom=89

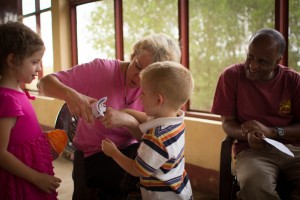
left=0, top=21, right=61, bottom=200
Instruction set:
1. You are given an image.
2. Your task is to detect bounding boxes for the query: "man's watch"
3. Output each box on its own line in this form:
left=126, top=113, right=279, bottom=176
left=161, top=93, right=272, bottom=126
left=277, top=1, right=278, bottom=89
left=275, top=127, right=285, bottom=137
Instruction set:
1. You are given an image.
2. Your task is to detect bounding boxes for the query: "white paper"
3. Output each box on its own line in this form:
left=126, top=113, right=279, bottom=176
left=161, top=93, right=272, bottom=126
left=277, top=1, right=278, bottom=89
left=263, top=138, right=294, bottom=157
left=91, top=96, right=107, bottom=118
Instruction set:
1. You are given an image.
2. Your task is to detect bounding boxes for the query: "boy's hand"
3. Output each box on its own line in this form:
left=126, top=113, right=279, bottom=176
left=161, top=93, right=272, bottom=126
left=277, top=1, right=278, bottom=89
left=102, top=138, right=118, bottom=157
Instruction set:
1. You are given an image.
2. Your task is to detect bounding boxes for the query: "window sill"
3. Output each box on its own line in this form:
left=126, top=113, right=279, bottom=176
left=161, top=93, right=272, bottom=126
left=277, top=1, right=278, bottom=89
left=27, top=90, right=56, bottom=101
left=185, top=111, right=221, bottom=122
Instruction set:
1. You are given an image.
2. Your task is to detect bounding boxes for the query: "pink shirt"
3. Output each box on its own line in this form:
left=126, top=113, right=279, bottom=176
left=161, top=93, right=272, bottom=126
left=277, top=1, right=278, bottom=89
left=54, top=59, right=143, bottom=157
left=211, top=63, right=300, bottom=155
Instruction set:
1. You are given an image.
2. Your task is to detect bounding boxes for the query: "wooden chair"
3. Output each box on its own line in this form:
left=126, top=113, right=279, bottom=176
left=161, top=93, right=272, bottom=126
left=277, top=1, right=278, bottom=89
left=219, top=136, right=237, bottom=200
left=219, top=135, right=294, bottom=200
left=54, top=103, right=141, bottom=200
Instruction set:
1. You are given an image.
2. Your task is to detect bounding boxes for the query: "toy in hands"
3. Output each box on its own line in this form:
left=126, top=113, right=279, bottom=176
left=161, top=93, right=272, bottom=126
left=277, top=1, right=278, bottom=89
left=45, top=129, right=68, bottom=160
left=91, top=96, right=107, bottom=118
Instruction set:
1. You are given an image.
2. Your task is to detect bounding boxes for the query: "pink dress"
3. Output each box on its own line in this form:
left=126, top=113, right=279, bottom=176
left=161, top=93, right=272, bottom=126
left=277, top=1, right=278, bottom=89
left=0, top=87, right=57, bottom=200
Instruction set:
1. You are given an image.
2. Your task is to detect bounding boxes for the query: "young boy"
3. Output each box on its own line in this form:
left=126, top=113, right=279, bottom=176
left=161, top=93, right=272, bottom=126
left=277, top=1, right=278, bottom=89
left=102, top=61, right=194, bottom=200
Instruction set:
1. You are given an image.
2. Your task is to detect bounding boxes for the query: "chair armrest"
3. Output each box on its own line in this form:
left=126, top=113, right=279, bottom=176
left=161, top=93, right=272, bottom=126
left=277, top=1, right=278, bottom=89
left=219, top=135, right=235, bottom=200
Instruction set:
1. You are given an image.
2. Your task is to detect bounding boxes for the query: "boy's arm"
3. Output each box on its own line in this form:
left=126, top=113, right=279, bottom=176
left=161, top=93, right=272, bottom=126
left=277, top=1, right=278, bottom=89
left=101, top=108, right=145, bottom=141
left=102, top=138, right=139, bottom=177
left=122, top=109, right=148, bottom=141
left=122, top=109, right=148, bottom=123
left=111, top=149, right=140, bottom=177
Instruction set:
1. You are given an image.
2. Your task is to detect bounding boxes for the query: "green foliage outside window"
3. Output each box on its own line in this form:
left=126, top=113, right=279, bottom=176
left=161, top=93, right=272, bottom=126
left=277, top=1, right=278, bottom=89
left=189, top=0, right=274, bottom=111
left=289, top=0, right=300, bottom=72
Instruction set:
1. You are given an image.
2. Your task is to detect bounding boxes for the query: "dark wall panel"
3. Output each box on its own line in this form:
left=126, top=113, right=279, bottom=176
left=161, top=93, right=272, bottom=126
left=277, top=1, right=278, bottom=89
left=0, top=0, right=19, bottom=24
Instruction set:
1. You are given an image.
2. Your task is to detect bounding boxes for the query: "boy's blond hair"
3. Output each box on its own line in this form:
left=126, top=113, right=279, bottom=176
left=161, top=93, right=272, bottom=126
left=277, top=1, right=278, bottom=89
left=131, top=33, right=181, bottom=63
left=140, top=61, right=194, bottom=110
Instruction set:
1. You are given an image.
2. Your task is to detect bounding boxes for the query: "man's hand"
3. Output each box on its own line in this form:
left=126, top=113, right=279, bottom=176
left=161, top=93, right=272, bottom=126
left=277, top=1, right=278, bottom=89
left=247, top=130, right=266, bottom=150
left=242, top=120, right=270, bottom=150
left=241, top=120, right=274, bottom=138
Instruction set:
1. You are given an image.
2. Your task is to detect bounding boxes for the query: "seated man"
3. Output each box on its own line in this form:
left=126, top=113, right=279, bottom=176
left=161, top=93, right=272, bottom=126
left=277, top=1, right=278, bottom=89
left=211, top=28, right=300, bottom=200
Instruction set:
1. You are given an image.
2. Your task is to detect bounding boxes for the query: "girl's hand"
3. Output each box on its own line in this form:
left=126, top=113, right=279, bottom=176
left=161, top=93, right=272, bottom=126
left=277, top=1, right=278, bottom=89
left=33, top=173, right=61, bottom=193
left=102, top=138, right=118, bottom=157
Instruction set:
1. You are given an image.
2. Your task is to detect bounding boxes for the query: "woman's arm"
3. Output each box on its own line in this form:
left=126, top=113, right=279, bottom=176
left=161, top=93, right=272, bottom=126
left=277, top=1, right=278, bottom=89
left=37, top=74, right=74, bottom=102
left=38, top=74, right=97, bottom=123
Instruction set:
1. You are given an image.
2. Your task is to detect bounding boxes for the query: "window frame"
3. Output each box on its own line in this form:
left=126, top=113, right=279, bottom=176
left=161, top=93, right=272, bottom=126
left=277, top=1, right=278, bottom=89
left=69, top=0, right=290, bottom=121
left=20, top=0, right=52, bottom=90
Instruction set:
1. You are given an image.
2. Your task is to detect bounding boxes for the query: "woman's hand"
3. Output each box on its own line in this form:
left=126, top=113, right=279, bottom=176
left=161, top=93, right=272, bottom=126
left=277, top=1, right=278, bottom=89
left=65, top=90, right=97, bottom=123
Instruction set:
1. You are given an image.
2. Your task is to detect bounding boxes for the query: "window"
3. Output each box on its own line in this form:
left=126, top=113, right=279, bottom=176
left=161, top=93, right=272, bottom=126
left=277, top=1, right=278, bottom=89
left=289, top=0, right=300, bottom=72
left=122, top=0, right=178, bottom=60
left=76, top=0, right=115, bottom=64
left=188, top=0, right=274, bottom=112
left=71, top=0, right=297, bottom=118
left=22, top=0, right=53, bottom=91
left=74, top=0, right=178, bottom=63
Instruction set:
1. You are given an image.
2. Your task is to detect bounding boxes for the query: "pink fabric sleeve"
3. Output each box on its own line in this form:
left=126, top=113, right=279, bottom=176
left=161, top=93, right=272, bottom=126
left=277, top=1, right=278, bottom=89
left=0, top=94, right=23, bottom=118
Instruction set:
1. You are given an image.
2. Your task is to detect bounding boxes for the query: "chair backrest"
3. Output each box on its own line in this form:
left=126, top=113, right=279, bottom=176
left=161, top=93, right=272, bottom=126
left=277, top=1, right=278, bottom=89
left=54, top=103, right=78, bottom=156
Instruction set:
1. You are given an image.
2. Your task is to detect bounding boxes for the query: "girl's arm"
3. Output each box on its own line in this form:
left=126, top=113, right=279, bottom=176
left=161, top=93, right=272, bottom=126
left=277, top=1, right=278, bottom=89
left=0, top=118, right=61, bottom=193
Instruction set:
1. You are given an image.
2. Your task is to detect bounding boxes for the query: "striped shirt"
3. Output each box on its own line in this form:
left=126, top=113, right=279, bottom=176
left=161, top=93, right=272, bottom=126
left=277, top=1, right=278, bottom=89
left=134, top=110, right=193, bottom=200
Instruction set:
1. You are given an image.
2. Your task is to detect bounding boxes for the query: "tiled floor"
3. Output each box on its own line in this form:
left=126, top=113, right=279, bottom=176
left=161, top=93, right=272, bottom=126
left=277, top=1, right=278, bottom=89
left=53, top=156, right=217, bottom=200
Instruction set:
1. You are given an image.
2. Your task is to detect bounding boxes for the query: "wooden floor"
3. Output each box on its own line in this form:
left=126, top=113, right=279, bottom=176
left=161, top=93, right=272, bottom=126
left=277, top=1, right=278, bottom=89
left=53, top=156, right=217, bottom=200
